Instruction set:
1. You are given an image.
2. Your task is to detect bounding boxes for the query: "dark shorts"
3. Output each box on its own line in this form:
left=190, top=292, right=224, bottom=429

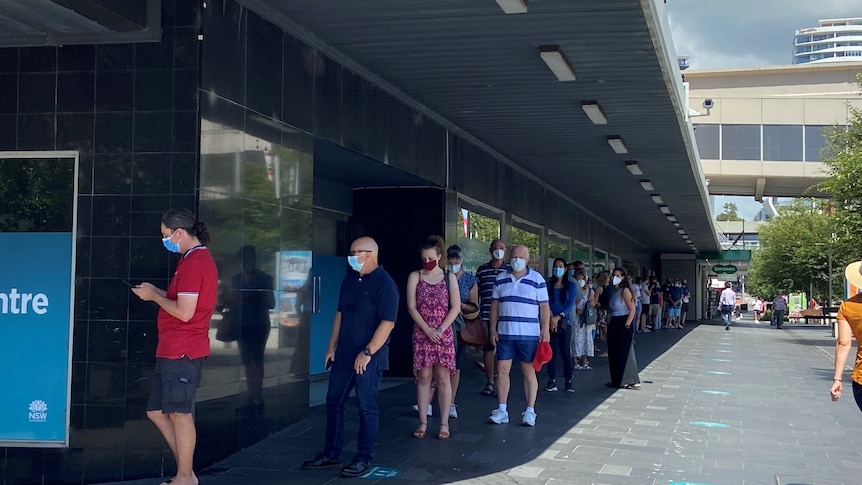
left=454, top=332, right=466, bottom=369
left=496, top=338, right=538, bottom=363
left=641, top=305, right=650, bottom=315
left=147, top=356, right=204, bottom=414
left=854, top=381, right=862, bottom=415
left=682, top=302, right=689, bottom=312
left=482, top=320, right=495, bottom=352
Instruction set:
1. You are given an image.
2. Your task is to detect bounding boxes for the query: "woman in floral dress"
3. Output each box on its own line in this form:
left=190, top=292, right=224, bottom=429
left=406, top=235, right=461, bottom=440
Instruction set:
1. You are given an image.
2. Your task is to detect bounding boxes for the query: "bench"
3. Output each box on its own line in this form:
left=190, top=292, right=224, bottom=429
left=801, top=307, right=839, bottom=326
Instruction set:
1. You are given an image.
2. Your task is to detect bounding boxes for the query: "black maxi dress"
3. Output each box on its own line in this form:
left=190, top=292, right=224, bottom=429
left=606, top=287, right=641, bottom=388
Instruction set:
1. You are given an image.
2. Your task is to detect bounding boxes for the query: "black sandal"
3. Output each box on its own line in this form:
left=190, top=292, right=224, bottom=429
left=481, top=382, right=495, bottom=396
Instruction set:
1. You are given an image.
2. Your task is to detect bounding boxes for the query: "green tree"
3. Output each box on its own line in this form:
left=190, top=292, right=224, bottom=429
left=746, top=199, right=840, bottom=302
left=816, top=72, right=862, bottom=267
left=715, top=202, right=742, bottom=221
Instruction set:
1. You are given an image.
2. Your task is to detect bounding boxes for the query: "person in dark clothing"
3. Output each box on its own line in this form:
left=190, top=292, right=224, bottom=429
left=544, top=258, right=576, bottom=393
left=605, top=267, right=640, bottom=390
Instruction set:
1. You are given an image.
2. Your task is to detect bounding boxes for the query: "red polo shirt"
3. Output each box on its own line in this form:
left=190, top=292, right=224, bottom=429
left=156, top=246, right=218, bottom=359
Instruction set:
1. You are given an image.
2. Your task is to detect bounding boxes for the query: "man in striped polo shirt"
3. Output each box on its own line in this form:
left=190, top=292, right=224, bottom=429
left=475, top=239, right=509, bottom=396
left=488, top=245, right=550, bottom=427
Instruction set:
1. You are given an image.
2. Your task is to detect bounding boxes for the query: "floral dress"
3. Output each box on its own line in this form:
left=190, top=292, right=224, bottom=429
left=413, top=277, right=456, bottom=378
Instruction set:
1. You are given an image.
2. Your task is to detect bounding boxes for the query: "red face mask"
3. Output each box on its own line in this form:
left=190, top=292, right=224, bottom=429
left=423, top=260, right=438, bottom=271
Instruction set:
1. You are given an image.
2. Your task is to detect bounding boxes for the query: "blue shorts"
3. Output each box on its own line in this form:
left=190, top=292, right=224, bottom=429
left=496, top=338, right=539, bottom=363
left=668, top=307, right=681, bottom=317
left=147, top=356, right=203, bottom=414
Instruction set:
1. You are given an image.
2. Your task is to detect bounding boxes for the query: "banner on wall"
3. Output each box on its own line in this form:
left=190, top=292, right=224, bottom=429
left=0, top=232, right=74, bottom=446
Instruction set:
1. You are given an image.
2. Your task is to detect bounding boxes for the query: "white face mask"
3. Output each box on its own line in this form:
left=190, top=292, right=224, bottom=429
left=577, top=279, right=586, bottom=288
left=612, top=275, right=623, bottom=285
left=450, top=263, right=462, bottom=273
left=510, top=257, right=526, bottom=272
left=492, top=249, right=505, bottom=260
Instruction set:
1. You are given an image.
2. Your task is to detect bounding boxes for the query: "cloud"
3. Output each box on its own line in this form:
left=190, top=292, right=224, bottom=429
left=666, top=0, right=862, bottom=69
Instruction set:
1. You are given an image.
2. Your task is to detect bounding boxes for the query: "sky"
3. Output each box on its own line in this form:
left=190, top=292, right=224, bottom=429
left=665, top=0, right=861, bottom=219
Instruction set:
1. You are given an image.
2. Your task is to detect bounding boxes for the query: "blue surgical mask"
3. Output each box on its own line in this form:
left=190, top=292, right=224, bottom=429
left=510, top=257, right=526, bottom=272
left=553, top=267, right=565, bottom=278
left=450, top=263, right=462, bottom=273
left=161, top=229, right=180, bottom=253
left=347, top=255, right=364, bottom=272
left=567, top=269, right=575, bottom=277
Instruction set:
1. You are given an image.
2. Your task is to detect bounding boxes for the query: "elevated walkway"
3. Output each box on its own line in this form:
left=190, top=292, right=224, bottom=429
left=100, top=321, right=857, bottom=485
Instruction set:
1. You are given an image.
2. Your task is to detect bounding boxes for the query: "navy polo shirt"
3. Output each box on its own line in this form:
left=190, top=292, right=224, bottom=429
left=335, top=266, right=399, bottom=371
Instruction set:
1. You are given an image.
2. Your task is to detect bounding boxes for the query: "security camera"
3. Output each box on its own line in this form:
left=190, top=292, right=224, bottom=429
left=702, top=98, right=714, bottom=114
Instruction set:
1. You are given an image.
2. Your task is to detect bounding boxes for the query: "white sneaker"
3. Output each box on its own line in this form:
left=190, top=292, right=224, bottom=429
left=573, top=364, right=584, bottom=371
left=412, top=404, right=432, bottom=416
left=521, top=409, right=537, bottom=427
left=644, top=328, right=651, bottom=333
left=449, top=404, right=458, bottom=418
left=488, top=409, right=509, bottom=424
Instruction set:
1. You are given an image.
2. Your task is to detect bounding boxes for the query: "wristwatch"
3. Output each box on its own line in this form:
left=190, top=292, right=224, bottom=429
left=362, top=348, right=373, bottom=357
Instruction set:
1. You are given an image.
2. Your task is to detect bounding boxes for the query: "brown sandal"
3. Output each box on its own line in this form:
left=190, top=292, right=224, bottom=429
left=437, top=423, right=450, bottom=440
left=413, top=423, right=427, bottom=439
left=481, top=382, right=495, bottom=396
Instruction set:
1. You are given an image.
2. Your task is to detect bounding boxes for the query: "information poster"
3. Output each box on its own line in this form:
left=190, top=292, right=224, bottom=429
left=0, top=153, right=77, bottom=447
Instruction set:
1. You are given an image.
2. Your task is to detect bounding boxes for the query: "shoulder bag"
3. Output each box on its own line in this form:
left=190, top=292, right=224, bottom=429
left=444, top=270, right=466, bottom=331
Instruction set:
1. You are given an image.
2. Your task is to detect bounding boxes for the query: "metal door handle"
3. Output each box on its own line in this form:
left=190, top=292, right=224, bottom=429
left=312, top=276, right=321, bottom=314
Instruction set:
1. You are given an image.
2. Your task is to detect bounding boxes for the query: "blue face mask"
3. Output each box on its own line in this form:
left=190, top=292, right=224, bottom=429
left=510, top=257, right=526, bottom=272
left=162, top=229, right=180, bottom=253
left=553, top=267, right=565, bottom=278
left=347, top=255, right=364, bottom=273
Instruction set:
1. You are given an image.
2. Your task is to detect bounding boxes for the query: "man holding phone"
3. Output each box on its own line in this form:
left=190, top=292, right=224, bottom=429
left=302, top=237, right=399, bottom=478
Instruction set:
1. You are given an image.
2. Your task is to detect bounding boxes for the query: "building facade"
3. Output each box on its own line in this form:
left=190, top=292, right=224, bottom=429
left=793, top=18, right=862, bottom=64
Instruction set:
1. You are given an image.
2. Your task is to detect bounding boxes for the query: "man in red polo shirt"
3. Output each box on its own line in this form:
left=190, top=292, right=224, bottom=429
left=132, top=209, right=217, bottom=485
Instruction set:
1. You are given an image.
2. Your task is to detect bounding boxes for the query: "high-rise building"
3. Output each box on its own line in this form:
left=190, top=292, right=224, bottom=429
left=793, top=18, right=862, bottom=64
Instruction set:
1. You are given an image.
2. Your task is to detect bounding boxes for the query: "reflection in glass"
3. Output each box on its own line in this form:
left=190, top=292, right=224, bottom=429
left=0, top=158, right=75, bottom=232
left=511, top=224, right=541, bottom=272
left=454, top=207, right=500, bottom=273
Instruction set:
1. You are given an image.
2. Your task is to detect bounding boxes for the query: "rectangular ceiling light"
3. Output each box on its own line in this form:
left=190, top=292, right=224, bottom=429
left=674, top=222, right=681, bottom=227
left=607, top=135, right=628, bottom=154
left=626, top=161, right=643, bottom=175
left=651, top=194, right=663, bottom=204
left=677, top=229, right=686, bottom=234
left=495, top=0, right=528, bottom=14
left=639, top=179, right=654, bottom=191
left=539, top=45, right=576, bottom=81
left=581, top=101, right=607, bottom=125
left=659, top=205, right=671, bottom=214
left=666, top=215, right=677, bottom=222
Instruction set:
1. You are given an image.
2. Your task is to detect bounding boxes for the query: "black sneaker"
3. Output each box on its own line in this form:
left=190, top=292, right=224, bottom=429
left=565, top=380, right=575, bottom=393
left=302, top=453, right=341, bottom=470
left=340, top=459, right=371, bottom=478
left=544, top=380, right=558, bottom=392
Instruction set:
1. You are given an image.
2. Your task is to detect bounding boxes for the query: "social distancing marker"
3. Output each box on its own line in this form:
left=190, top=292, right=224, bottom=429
left=716, top=350, right=731, bottom=353
left=700, top=390, right=730, bottom=395
left=361, top=467, right=401, bottom=479
left=690, top=421, right=730, bottom=428
left=712, top=359, right=731, bottom=362
left=669, top=482, right=714, bottom=485
left=707, top=371, right=731, bottom=375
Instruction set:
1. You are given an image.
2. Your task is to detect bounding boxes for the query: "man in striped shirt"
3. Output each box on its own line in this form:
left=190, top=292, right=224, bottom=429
left=488, top=245, right=550, bottom=427
left=475, top=239, right=509, bottom=396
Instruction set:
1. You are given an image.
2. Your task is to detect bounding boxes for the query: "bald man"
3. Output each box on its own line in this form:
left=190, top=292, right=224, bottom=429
left=489, top=245, right=551, bottom=427
left=303, top=237, right=399, bottom=477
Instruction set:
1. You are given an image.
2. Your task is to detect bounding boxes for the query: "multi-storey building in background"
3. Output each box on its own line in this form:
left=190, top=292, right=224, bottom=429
left=793, top=17, right=862, bottom=64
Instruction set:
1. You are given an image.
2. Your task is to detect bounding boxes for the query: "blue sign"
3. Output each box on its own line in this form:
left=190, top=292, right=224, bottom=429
left=360, top=467, right=401, bottom=479
left=700, top=390, right=730, bottom=395
left=0, top=232, right=74, bottom=446
left=690, top=421, right=730, bottom=428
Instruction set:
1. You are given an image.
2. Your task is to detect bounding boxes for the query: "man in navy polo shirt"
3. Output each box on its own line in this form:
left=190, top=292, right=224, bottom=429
left=488, top=245, right=550, bottom=427
left=302, top=237, right=399, bottom=478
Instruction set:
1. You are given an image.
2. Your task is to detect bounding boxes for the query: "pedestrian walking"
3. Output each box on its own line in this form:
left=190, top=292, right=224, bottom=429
left=772, top=293, right=787, bottom=329
left=830, top=261, right=862, bottom=414
left=719, top=282, right=736, bottom=330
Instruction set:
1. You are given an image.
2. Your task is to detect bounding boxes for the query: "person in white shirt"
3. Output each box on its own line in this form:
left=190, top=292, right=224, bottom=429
left=719, top=282, right=736, bottom=330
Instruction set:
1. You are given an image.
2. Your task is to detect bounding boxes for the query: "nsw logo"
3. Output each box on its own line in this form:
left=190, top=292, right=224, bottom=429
left=28, top=400, right=48, bottom=422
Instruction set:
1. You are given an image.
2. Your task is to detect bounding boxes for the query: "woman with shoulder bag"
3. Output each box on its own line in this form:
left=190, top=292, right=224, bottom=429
left=446, top=244, right=478, bottom=419
left=544, top=258, right=576, bottom=393
left=572, top=269, right=596, bottom=371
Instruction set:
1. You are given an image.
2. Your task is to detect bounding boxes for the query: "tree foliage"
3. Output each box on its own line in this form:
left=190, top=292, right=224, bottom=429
left=746, top=200, right=841, bottom=302
left=715, top=202, right=742, bottom=221
left=816, top=73, right=862, bottom=266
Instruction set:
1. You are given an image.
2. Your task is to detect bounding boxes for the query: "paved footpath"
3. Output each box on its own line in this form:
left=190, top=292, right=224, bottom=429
left=101, top=320, right=861, bottom=485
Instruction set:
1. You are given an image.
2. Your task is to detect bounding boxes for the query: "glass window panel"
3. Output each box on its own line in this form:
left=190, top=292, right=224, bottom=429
left=763, top=125, right=803, bottom=161
left=454, top=207, right=500, bottom=273
left=804, top=125, right=828, bottom=162
left=693, top=124, right=719, bottom=159
left=722, top=125, right=760, bottom=160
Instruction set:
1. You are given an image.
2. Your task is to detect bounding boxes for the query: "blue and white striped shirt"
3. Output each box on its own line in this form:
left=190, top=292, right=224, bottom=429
left=492, top=267, right=548, bottom=339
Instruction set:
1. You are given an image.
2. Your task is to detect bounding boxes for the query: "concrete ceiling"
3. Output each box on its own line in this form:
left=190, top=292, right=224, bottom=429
left=0, top=0, right=160, bottom=47
left=238, top=0, right=719, bottom=254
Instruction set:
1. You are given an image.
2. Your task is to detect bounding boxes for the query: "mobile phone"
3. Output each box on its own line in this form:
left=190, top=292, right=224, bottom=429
left=122, top=280, right=137, bottom=288
left=325, top=358, right=333, bottom=370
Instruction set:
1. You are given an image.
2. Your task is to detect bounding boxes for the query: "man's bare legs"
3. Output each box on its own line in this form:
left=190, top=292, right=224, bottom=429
left=520, top=361, right=538, bottom=407
left=495, top=359, right=512, bottom=405
left=147, top=411, right=198, bottom=485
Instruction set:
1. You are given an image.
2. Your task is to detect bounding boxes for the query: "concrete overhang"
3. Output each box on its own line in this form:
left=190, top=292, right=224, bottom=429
left=0, top=0, right=161, bottom=47
left=236, top=0, right=719, bottom=254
